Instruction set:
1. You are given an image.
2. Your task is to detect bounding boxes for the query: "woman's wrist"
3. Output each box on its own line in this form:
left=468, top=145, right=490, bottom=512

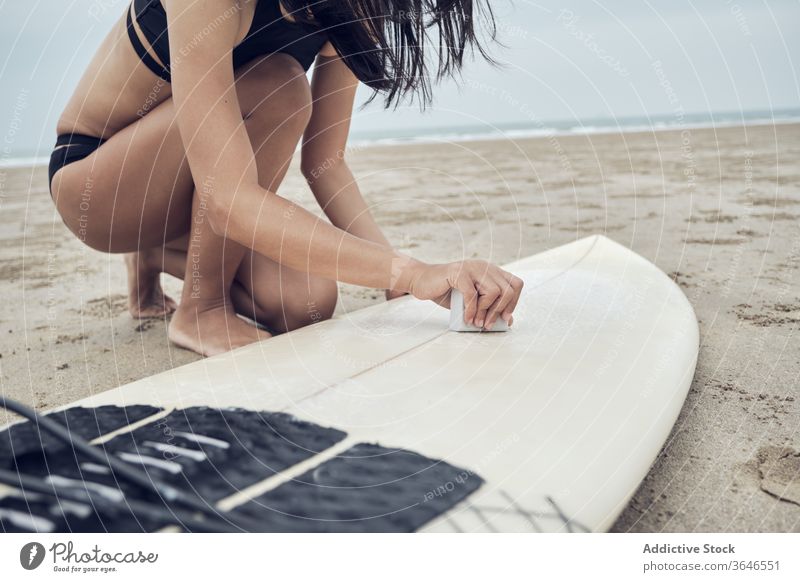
left=389, top=253, right=427, bottom=294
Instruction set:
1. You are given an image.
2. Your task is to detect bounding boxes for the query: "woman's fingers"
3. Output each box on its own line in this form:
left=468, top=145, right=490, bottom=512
left=483, top=274, right=515, bottom=330
left=473, top=281, right=500, bottom=328
left=470, top=264, right=505, bottom=328
left=475, top=268, right=523, bottom=330
left=429, top=261, right=522, bottom=328
left=500, top=274, right=524, bottom=325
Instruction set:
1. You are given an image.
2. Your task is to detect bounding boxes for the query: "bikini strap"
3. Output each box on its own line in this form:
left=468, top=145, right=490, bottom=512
left=126, top=4, right=172, bottom=83
left=54, top=133, right=107, bottom=148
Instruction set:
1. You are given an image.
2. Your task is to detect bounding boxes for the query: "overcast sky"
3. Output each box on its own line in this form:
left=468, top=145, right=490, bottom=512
left=1, top=0, right=798, bottom=156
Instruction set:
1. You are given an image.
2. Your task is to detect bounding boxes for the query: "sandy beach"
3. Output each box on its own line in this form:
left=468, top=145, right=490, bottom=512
left=0, top=121, right=798, bottom=532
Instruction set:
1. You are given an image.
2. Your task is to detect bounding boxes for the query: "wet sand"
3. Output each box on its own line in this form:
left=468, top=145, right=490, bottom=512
left=0, top=122, right=798, bottom=531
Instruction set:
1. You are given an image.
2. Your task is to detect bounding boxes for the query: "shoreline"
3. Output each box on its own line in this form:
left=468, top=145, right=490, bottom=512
left=3, top=116, right=799, bottom=170
left=347, top=116, right=800, bottom=150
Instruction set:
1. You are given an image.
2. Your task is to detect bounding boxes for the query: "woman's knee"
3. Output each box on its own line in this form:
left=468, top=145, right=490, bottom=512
left=238, top=54, right=313, bottom=137
left=250, top=274, right=337, bottom=333
left=276, top=276, right=337, bottom=332
left=301, top=277, right=338, bottom=326
left=51, top=175, right=114, bottom=251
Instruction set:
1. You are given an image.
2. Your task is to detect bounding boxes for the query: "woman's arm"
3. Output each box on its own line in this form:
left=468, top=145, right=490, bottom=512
left=301, top=48, right=390, bottom=246
left=302, top=47, right=408, bottom=298
left=167, top=0, right=415, bottom=290
left=167, top=1, right=522, bottom=328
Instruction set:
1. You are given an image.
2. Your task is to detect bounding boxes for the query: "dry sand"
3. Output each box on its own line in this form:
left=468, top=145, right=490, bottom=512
left=0, top=122, right=798, bottom=532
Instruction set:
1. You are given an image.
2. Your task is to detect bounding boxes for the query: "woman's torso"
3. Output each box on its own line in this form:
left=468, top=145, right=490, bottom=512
left=57, top=0, right=326, bottom=139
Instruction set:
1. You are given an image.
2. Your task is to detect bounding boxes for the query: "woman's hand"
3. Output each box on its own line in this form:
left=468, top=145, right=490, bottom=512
left=407, top=260, right=524, bottom=330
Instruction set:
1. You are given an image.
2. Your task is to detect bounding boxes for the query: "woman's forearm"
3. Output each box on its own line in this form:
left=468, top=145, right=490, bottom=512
left=214, top=183, right=420, bottom=290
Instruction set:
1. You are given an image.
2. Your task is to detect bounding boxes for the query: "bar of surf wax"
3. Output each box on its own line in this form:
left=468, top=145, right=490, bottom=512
left=449, top=289, right=509, bottom=332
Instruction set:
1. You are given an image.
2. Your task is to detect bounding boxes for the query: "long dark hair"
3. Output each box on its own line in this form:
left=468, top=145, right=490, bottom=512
left=284, top=0, right=499, bottom=108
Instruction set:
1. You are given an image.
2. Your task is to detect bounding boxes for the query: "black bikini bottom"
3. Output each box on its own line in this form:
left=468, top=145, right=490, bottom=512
left=48, top=133, right=106, bottom=194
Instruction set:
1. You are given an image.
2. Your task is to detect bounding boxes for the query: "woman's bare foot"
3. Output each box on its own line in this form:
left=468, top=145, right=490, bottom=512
left=168, top=299, right=270, bottom=357
left=125, top=251, right=177, bottom=319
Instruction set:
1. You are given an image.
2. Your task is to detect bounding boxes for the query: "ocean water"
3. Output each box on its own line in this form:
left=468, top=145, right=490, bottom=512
left=2, top=108, right=798, bottom=170
left=347, top=108, right=800, bottom=148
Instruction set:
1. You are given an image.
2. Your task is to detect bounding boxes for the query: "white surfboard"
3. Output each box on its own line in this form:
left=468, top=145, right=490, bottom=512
left=2, top=235, right=699, bottom=533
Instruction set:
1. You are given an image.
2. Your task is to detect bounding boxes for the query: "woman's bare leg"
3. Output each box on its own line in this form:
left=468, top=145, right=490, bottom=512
left=165, top=181, right=265, bottom=356
left=125, top=249, right=178, bottom=318
left=161, top=238, right=338, bottom=335
left=51, top=54, right=326, bottom=355
left=233, top=253, right=338, bottom=334
left=167, top=55, right=317, bottom=354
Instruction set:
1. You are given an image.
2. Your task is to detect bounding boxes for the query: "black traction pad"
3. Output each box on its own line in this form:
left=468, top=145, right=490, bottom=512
left=2, top=407, right=346, bottom=532
left=0, top=405, right=162, bottom=466
left=91, top=407, right=348, bottom=501
left=243, top=443, right=483, bottom=532
left=1, top=407, right=482, bottom=533
left=1, top=404, right=162, bottom=533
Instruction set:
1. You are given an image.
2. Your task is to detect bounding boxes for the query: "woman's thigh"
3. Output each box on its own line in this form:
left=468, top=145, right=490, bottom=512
left=51, top=99, right=193, bottom=252
left=50, top=53, right=312, bottom=253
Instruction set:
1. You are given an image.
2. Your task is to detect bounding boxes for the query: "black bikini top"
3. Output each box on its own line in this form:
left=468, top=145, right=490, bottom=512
left=128, top=0, right=328, bottom=83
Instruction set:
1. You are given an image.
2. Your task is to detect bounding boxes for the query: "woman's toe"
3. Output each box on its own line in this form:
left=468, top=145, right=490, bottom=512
left=162, top=293, right=178, bottom=313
